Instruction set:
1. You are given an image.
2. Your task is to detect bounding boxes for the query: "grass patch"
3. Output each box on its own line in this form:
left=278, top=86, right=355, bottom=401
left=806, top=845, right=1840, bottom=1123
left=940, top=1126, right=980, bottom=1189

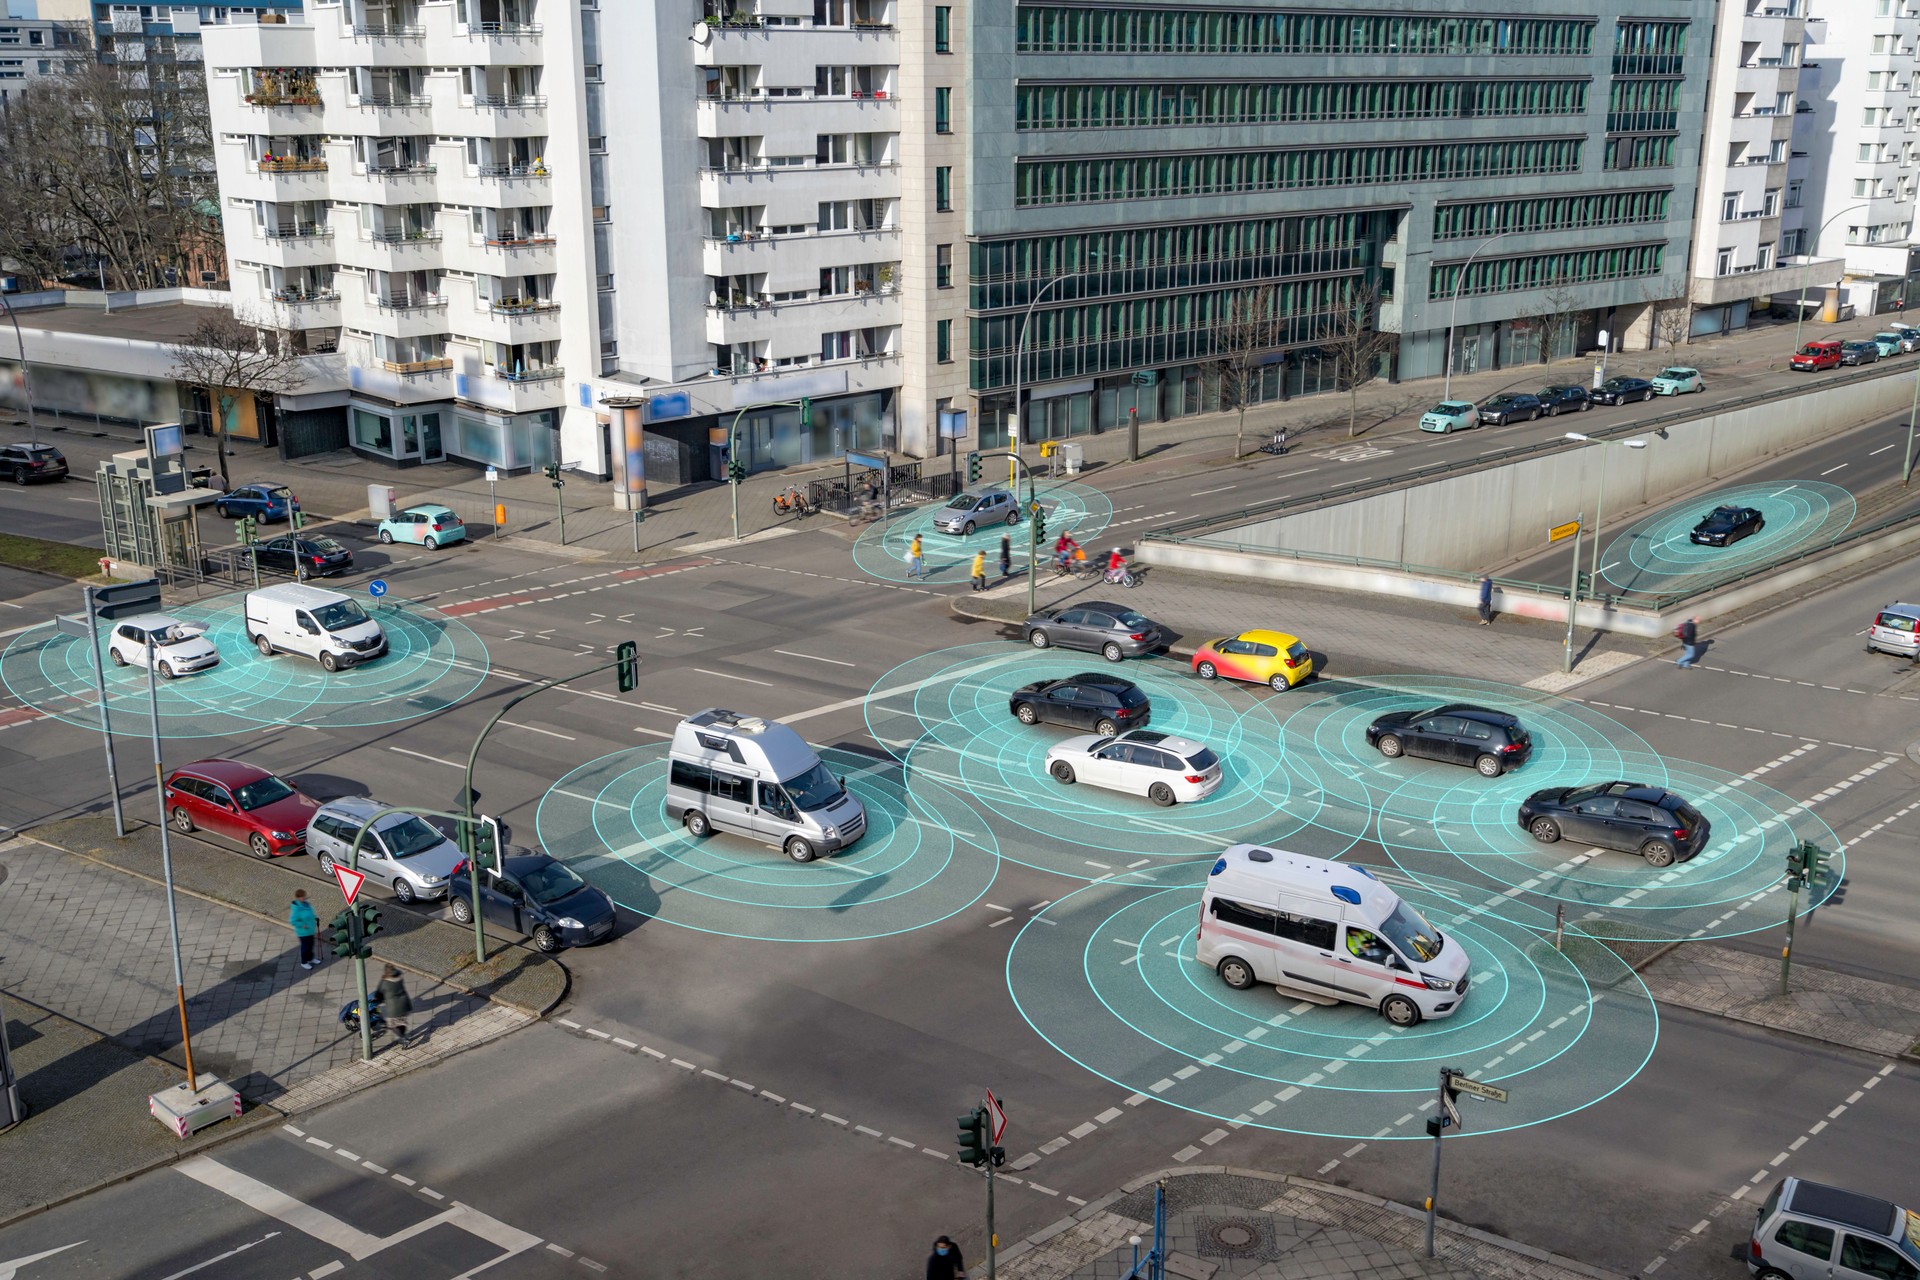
left=0, top=532, right=109, bottom=580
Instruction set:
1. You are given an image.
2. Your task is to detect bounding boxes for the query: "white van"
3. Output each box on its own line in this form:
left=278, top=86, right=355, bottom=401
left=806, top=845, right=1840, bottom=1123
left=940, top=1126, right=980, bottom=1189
left=665, top=708, right=866, bottom=862
left=1194, top=844, right=1471, bottom=1026
left=244, top=583, right=387, bottom=672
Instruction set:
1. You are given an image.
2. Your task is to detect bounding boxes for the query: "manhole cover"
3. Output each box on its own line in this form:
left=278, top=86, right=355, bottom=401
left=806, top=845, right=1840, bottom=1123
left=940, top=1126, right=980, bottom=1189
left=1196, top=1215, right=1280, bottom=1261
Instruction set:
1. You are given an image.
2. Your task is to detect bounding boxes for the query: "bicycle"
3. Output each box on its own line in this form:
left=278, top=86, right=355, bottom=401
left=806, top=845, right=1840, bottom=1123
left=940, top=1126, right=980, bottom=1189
left=772, top=488, right=817, bottom=518
left=1258, top=435, right=1290, bottom=456
left=1104, top=565, right=1139, bottom=588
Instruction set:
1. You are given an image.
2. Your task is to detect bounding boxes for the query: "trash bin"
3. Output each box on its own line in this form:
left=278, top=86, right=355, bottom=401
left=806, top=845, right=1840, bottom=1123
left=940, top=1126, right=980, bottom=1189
left=1061, top=443, right=1084, bottom=475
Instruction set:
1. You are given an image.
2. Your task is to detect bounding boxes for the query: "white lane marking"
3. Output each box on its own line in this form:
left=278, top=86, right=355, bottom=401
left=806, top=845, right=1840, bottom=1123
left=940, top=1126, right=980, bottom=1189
left=504, top=722, right=574, bottom=741
left=1820, top=464, right=1848, bottom=476
left=388, top=746, right=464, bottom=769
left=775, top=649, right=856, bottom=667
left=693, top=667, right=773, bottom=686
left=1190, top=485, right=1238, bottom=496
left=175, top=1157, right=383, bottom=1259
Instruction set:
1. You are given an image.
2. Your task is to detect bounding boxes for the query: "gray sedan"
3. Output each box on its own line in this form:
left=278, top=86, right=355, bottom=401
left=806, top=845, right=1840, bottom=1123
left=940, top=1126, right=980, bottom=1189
left=1022, top=601, right=1166, bottom=662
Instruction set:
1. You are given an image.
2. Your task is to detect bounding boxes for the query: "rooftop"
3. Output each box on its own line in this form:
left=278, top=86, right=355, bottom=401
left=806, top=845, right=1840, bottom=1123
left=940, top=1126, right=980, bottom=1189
left=9, top=293, right=232, bottom=345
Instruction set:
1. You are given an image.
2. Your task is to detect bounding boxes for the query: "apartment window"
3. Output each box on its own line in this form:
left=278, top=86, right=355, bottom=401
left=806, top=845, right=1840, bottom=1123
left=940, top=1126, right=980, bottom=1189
left=935, top=86, right=951, bottom=133
left=936, top=243, right=952, bottom=287
left=935, top=166, right=952, bottom=210
left=1763, top=189, right=1780, bottom=216
left=936, top=318, right=953, bottom=362
left=1722, top=192, right=1738, bottom=220
left=1857, top=178, right=1875, bottom=198
left=1876, top=35, right=1892, bottom=53
left=934, top=5, right=950, bottom=51
left=1716, top=248, right=1733, bottom=276
left=1770, top=140, right=1787, bottom=162
left=1757, top=244, right=1773, bottom=270
left=823, top=330, right=854, bottom=360
left=1866, top=108, right=1884, bottom=127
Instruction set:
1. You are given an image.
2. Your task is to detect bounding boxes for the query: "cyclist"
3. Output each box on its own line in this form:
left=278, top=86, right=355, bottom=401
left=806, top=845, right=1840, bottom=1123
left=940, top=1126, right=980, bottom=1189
left=1105, top=548, right=1129, bottom=583
left=1053, top=533, right=1080, bottom=572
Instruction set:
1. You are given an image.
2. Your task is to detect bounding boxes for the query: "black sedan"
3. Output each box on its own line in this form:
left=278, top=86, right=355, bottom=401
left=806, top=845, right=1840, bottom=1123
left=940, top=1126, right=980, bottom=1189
left=1009, top=673, right=1151, bottom=735
left=1841, top=341, right=1881, bottom=366
left=1516, top=780, right=1710, bottom=867
left=1022, top=601, right=1165, bottom=662
left=448, top=852, right=616, bottom=952
left=1365, top=704, right=1532, bottom=777
left=1478, top=393, right=1543, bottom=425
left=1590, top=377, right=1655, bottom=405
left=253, top=533, right=354, bottom=577
left=1537, top=385, right=1590, bottom=416
left=1689, top=505, right=1765, bottom=546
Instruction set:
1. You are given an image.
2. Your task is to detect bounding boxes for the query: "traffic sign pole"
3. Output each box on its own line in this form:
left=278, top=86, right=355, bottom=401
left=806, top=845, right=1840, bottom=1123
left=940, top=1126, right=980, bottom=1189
left=144, top=637, right=198, bottom=1091
left=1424, top=1068, right=1450, bottom=1258
left=82, top=586, right=126, bottom=836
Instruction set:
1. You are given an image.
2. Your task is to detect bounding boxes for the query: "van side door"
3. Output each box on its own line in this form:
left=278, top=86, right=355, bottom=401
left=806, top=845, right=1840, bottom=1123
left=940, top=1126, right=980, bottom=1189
left=291, top=609, right=324, bottom=658
left=706, top=770, right=756, bottom=837
left=1335, top=925, right=1403, bottom=1009
left=1834, top=1233, right=1918, bottom=1280
left=750, top=780, right=803, bottom=842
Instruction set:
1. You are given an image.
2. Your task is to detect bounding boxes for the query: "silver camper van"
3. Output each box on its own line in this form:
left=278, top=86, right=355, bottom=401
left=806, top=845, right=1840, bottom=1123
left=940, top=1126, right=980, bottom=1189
left=666, top=708, right=866, bottom=862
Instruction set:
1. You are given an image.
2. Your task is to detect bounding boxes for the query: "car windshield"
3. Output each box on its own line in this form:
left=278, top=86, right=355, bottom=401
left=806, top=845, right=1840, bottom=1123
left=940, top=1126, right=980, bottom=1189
left=946, top=492, right=983, bottom=509
left=1431, top=402, right=1473, bottom=414
left=306, top=536, right=345, bottom=553
left=1110, top=610, right=1151, bottom=629
left=1185, top=747, right=1220, bottom=771
left=781, top=761, right=845, bottom=811
left=378, top=816, right=448, bottom=859
left=520, top=860, right=588, bottom=905
left=1659, top=369, right=1689, bottom=379
left=1797, top=346, right=1825, bottom=356
left=232, top=775, right=295, bottom=810
left=1602, top=379, right=1631, bottom=390
left=313, top=599, right=369, bottom=631
left=266, top=486, right=293, bottom=500
left=23, top=446, right=58, bottom=459
left=1378, top=901, right=1444, bottom=962
left=1563, top=782, right=1608, bottom=804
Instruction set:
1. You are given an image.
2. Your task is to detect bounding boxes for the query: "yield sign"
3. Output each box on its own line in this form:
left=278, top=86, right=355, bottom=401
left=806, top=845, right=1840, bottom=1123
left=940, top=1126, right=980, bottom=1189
left=985, top=1090, right=1007, bottom=1146
left=331, top=863, right=367, bottom=907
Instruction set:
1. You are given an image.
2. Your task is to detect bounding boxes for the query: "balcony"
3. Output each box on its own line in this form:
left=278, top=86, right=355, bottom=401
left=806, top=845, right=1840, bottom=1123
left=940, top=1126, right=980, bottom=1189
left=461, top=363, right=568, bottom=413
left=257, top=157, right=328, bottom=173
left=698, top=160, right=900, bottom=207
left=472, top=94, right=547, bottom=111
left=383, top=357, right=453, bottom=377
left=255, top=225, right=335, bottom=268
left=366, top=162, right=438, bottom=180
left=467, top=300, right=562, bottom=344
left=702, top=225, right=900, bottom=275
left=355, top=94, right=433, bottom=131
left=265, top=290, right=340, bottom=328
left=464, top=22, right=542, bottom=65
left=704, top=288, right=901, bottom=346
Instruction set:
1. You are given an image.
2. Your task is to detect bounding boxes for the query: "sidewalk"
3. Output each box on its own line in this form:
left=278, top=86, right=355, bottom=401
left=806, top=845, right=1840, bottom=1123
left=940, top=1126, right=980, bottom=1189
left=1000, top=1168, right=1620, bottom=1280
left=1639, top=944, right=1920, bottom=1059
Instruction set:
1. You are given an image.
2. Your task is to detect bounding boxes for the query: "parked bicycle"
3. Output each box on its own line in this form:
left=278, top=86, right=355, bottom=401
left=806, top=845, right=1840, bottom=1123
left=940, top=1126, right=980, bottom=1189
left=773, top=486, right=817, bottom=517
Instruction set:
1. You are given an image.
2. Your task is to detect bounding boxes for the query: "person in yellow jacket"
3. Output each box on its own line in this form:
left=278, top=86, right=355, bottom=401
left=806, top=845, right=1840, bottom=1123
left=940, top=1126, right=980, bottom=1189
left=908, top=533, right=924, bottom=579
left=970, top=550, right=987, bottom=591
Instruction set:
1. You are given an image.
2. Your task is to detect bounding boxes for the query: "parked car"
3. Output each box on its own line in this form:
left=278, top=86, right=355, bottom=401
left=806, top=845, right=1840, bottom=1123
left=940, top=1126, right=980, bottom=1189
left=1044, top=729, right=1223, bottom=807
left=106, top=613, right=220, bottom=679
left=448, top=852, right=616, bottom=952
left=1009, top=672, right=1151, bottom=735
left=1021, top=601, right=1165, bottom=661
left=213, top=482, right=300, bottom=521
left=1537, top=385, right=1591, bottom=416
left=1365, top=704, right=1533, bottom=777
left=1477, top=393, right=1543, bottom=425
left=1790, top=340, right=1843, bottom=371
left=376, top=503, right=467, bottom=549
left=933, top=489, right=1020, bottom=535
left=1649, top=367, right=1704, bottom=395
left=1890, top=325, right=1920, bottom=352
left=1864, top=602, right=1920, bottom=658
left=1590, top=377, right=1656, bottom=405
left=1191, top=629, right=1314, bottom=692
left=1689, top=505, right=1766, bottom=546
left=162, top=759, right=318, bottom=858
left=253, top=533, right=353, bottom=577
left=0, top=442, right=68, bottom=484
left=306, top=797, right=465, bottom=903
left=1871, top=332, right=1907, bottom=358
left=1841, top=341, right=1881, bottom=366
left=1418, top=402, right=1479, bottom=433
left=1516, top=780, right=1710, bottom=867
left=1749, top=1176, right=1920, bottom=1280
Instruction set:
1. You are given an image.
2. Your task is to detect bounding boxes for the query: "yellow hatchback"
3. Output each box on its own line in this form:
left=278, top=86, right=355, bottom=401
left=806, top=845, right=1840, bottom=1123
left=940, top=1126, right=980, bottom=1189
left=1191, top=629, right=1314, bottom=692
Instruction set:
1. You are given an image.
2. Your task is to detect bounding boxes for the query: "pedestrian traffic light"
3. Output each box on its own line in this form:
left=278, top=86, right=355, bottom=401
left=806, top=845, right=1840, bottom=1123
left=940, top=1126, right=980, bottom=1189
left=966, top=451, right=981, bottom=484
left=328, top=909, right=356, bottom=958
left=616, top=639, right=638, bottom=693
left=291, top=507, right=306, bottom=531
left=357, top=902, right=383, bottom=947
left=955, top=1105, right=988, bottom=1167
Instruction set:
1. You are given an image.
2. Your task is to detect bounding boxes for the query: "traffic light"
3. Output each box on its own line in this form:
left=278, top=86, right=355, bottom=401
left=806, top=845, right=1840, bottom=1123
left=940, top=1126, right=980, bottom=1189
left=1805, top=842, right=1829, bottom=885
left=356, top=902, right=384, bottom=947
left=616, top=639, right=638, bottom=693
left=1575, top=571, right=1592, bottom=597
left=728, top=460, right=747, bottom=483
left=1031, top=505, right=1046, bottom=543
left=543, top=462, right=562, bottom=483
left=328, top=909, right=356, bottom=959
left=799, top=397, right=812, bottom=428
left=1785, top=844, right=1808, bottom=889
left=236, top=515, right=257, bottom=546
left=290, top=507, right=306, bottom=531
left=966, top=451, right=981, bottom=484
left=955, top=1106, right=988, bottom=1167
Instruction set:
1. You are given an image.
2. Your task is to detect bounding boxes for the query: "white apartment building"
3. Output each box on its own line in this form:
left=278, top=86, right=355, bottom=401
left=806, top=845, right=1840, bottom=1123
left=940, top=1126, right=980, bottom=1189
left=1803, top=0, right=1920, bottom=315
left=0, top=16, right=88, bottom=103
left=1688, top=0, right=1842, bottom=336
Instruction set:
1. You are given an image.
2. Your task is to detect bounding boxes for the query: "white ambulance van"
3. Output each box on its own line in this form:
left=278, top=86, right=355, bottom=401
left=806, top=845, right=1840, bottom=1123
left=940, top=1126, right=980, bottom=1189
left=1195, top=843, right=1471, bottom=1026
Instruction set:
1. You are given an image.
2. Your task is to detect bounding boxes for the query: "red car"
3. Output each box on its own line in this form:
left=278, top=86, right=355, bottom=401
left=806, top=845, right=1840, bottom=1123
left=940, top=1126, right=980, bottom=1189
left=162, top=758, right=319, bottom=858
left=1790, top=339, right=1842, bottom=371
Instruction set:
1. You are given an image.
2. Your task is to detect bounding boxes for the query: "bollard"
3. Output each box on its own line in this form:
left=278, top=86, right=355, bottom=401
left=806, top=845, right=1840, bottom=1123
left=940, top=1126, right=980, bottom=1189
left=495, top=502, right=506, bottom=531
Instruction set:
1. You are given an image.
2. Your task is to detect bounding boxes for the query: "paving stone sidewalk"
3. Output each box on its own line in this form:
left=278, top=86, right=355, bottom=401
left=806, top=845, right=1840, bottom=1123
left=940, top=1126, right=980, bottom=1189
left=1639, top=944, right=1920, bottom=1058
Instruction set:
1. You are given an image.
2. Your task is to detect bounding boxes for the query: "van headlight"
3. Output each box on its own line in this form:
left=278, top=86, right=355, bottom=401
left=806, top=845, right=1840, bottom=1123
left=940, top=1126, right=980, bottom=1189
left=1421, top=975, right=1457, bottom=991
left=823, top=825, right=838, bottom=839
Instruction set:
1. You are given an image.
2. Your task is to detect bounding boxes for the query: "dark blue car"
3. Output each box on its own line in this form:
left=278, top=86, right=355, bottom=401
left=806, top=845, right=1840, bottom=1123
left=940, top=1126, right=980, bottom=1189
left=447, top=852, right=616, bottom=952
left=213, top=482, right=300, bottom=521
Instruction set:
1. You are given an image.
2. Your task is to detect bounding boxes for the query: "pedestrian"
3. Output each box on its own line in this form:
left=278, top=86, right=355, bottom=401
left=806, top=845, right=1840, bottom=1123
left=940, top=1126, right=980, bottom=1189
left=998, top=533, right=1011, bottom=582
left=289, top=888, right=318, bottom=970
left=926, top=1235, right=966, bottom=1280
left=376, top=966, right=413, bottom=1043
left=1477, top=574, right=1494, bottom=626
left=1675, top=616, right=1701, bottom=668
left=909, top=532, right=924, bottom=579
left=970, top=550, right=987, bottom=591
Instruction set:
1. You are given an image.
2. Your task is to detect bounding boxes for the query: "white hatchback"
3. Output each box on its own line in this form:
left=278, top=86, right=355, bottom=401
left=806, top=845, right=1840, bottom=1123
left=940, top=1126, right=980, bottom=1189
left=107, top=614, right=220, bottom=679
left=1045, top=729, right=1223, bottom=806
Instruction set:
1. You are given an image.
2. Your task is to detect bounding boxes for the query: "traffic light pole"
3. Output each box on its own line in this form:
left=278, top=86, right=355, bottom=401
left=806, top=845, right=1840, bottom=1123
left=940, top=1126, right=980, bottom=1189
left=82, top=587, right=126, bottom=837
left=987, top=1153, right=997, bottom=1280
left=1562, top=516, right=1583, bottom=675
left=1781, top=876, right=1801, bottom=997
left=144, top=637, right=197, bottom=1090
left=970, top=450, right=1041, bottom=618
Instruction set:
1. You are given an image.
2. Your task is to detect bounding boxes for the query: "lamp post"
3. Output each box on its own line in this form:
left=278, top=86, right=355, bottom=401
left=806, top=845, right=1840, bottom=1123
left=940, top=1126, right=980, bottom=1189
left=1564, top=432, right=1648, bottom=596
left=1443, top=229, right=1520, bottom=401
left=1010, top=260, right=1100, bottom=484
left=0, top=290, right=39, bottom=446
left=1794, top=202, right=1870, bottom=357
left=1904, top=370, right=1919, bottom=488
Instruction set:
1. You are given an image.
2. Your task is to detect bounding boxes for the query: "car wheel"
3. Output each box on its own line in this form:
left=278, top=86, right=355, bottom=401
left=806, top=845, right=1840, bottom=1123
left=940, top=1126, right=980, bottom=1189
left=317, top=853, right=337, bottom=879
left=1641, top=840, right=1677, bottom=868
left=1378, top=734, right=1404, bottom=759
left=1268, top=673, right=1290, bottom=693
left=392, top=878, right=416, bottom=903
left=1148, top=782, right=1176, bottom=807
left=1544, top=403, right=1558, bottom=417
left=1014, top=703, right=1039, bottom=725
left=1050, top=760, right=1076, bottom=784
left=1580, top=398, right=1591, bottom=412
left=1005, top=511, right=1018, bottom=527
left=214, top=504, right=229, bottom=518
left=1028, top=630, right=1051, bottom=649
left=255, top=634, right=275, bottom=658
left=532, top=924, right=561, bottom=953
left=158, top=661, right=175, bottom=680
left=110, top=647, right=129, bottom=666
left=1095, top=718, right=1119, bottom=736
left=685, top=810, right=712, bottom=837
left=1381, top=994, right=1422, bottom=1027
left=1528, top=817, right=1562, bottom=844
left=1102, top=642, right=1125, bottom=663
left=379, top=529, right=394, bottom=544
left=1475, top=754, right=1503, bottom=778
left=1641, top=390, right=1654, bottom=403
left=1217, top=956, right=1256, bottom=990
left=450, top=896, right=474, bottom=924
left=963, top=520, right=976, bottom=535
left=249, top=832, right=272, bottom=859
left=9, top=468, right=25, bottom=485
left=785, top=835, right=817, bottom=863
left=1530, top=408, right=1542, bottom=422
left=171, top=806, right=196, bottom=833
left=1196, top=661, right=1219, bottom=680
left=1755, top=1269, right=1793, bottom=1280
left=424, top=536, right=438, bottom=550
left=319, top=652, right=339, bottom=673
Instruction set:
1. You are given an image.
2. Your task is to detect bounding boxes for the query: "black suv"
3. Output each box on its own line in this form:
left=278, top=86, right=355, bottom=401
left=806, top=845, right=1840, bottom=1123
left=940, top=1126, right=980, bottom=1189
left=0, top=442, right=68, bottom=484
left=1538, top=385, right=1590, bottom=416
left=253, top=534, right=354, bottom=577
left=1010, top=673, right=1151, bottom=735
left=1591, top=377, right=1655, bottom=405
left=1365, top=704, right=1533, bottom=777
left=1516, top=781, right=1710, bottom=866
left=1478, top=393, right=1543, bottom=425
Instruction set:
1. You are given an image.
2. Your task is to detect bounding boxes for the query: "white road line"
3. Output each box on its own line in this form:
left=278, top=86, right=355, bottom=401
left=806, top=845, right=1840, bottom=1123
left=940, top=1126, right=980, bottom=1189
left=504, top=722, right=575, bottom=741
left=693, top=667, right=773, bottom=686
left=775, top=649, right=856, bottom=667
left=176, top=1157, right=383, bottom=1259
left=1190, top=485, right=1238, bottom=496
left=1820, top=464, right=1848, bottom=476
left=387, top=746, right=464, bottom=769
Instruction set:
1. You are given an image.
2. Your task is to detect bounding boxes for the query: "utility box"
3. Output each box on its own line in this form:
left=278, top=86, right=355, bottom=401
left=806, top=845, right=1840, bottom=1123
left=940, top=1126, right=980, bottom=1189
left=368, top=484, right=397, bottom=521
left=1060, top=443, right=1084, bottom=475
left=149, top=1076, right=240, bottom=1139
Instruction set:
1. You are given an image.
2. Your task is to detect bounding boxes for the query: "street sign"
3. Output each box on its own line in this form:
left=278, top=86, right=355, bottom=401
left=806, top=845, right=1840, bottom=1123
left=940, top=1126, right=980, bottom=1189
left=985, top=1089, right=1007, bottom=1145
left=485, top=467, right=499, bottom=484
left=54, top=614, right=90, bottom=640
left=368, top=579, right=388, bottom=598
left=1441, top=1091, right=1462, bottom=1131
left=90, top=579, right=162, bottom=620
left=1447, top=1075, right=1510, bottom=1104
left=1547, top=520, right=1581, bottom=544
left=331, top=863, right=367, bottom=907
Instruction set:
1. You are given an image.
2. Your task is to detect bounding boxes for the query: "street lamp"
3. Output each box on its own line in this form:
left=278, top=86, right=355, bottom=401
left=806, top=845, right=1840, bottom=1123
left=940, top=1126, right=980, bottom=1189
left=1564, top=432, right=1648, bottom=592
left=0, top=290, right=39, bottom=446
left=1793, top=202, right=1870, bottom=357
left=1442, top=229, right=1520, bottom=401
left=1009, top=255, right=1101, bottom=486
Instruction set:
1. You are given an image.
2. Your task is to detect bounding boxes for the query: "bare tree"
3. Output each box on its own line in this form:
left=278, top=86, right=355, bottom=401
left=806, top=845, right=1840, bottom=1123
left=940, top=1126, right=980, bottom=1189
left=169, top=312, right=308, bottom=488
left=1212, top=284, right=1283, bottom=458
left=1639, top=282, right=1691, bottom=351
left=1320, top=280, right=1398, bottom=437
left=1522, top=282, right=1581, bottom=364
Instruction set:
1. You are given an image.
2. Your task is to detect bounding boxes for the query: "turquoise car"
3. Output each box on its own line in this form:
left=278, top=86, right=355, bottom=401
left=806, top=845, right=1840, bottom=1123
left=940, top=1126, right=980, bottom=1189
left=1648, top=367, right=1704, bottom=395
left=376, top=503, right=466, bottom=549
left=1418, top=401, right=1480, bottom=433
left=1871, top=332, right=1906, bottom=358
